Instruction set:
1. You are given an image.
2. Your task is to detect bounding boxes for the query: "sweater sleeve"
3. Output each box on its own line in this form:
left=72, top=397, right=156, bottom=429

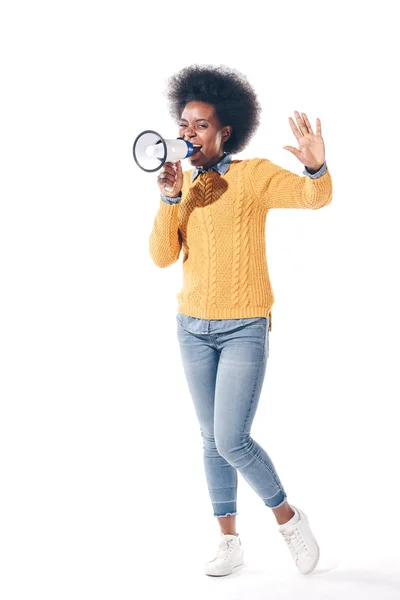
left=247, top=158, right=333, bottom=210
left=149, top=199, right=182, bottom=267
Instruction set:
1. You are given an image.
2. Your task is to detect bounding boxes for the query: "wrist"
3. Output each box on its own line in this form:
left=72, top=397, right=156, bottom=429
left=161, top=192, right=182, bottom=199
left=305, top=163, right=324, bottom=174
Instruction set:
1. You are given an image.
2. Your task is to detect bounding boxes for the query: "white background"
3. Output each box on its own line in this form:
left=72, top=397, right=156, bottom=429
left=1, top=1, right=400, bottom=598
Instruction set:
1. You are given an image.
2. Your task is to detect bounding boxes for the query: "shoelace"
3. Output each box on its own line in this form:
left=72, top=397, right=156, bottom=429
left=281, top=527, right=308, bottom=556
left=214, top=538, right=236, bottom=561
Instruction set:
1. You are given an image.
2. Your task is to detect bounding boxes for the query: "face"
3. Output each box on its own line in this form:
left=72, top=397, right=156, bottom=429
left=178, top=101, right=232, bottom=169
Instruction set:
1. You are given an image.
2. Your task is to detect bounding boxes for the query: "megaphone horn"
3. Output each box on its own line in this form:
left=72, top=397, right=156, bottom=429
left=132, top=130, right=194, bottom=172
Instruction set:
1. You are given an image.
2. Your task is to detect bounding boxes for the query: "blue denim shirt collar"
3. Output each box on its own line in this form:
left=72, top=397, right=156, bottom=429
left=191, top=152, right=232, bottom=182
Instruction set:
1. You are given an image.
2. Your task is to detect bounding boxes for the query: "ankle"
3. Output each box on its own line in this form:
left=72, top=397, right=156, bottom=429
left=272, top=502, right=296, bottom=525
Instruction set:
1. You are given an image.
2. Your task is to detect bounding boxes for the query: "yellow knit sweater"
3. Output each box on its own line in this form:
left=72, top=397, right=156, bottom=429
left=149, top=158, right=333, bottom=330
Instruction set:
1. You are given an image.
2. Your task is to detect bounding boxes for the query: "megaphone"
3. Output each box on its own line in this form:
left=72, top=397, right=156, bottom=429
left=132, top=130, right=195, bottom=172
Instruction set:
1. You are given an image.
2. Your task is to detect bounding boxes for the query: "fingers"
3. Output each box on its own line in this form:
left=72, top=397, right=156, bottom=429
left=160, top=163, right=176, bottom=177
left=157, top=161, right=184, bottom=196
left=157, top=163, right=176, bottom=187
left=294, top=111, right=308, bottom=136
left=288, top=117, right=302, bottom=141
left=158, top=173, right=176, bottom=187
left=301, top=112, right=314, bottom=135
left=289, top=111, right=320, bottom=137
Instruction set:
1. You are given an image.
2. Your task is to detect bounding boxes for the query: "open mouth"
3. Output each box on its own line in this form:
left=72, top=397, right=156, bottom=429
left=192, top=144, right=202, bottom=155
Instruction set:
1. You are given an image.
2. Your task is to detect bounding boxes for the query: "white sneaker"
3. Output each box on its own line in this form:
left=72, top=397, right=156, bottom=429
left=279, top=506, right=320, bottom=574
left=204, top=533, right=244, bottom=577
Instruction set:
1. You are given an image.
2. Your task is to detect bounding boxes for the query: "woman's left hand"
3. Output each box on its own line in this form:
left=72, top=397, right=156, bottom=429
left=283, top=111, right=325, bottom=171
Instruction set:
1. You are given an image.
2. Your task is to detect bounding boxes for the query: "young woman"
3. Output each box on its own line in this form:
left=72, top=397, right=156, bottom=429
left=149, top=65, right=332, bottom=577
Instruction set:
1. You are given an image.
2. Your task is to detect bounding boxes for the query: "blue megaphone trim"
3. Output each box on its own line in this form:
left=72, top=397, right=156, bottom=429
left=177, top=137, right=194, bottom=157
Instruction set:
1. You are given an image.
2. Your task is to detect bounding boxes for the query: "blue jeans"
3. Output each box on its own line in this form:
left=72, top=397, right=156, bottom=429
left=176, top=314, right=287, bottom=517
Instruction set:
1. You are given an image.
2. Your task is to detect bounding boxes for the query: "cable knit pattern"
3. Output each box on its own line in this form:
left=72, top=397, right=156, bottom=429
left=149, top=158, right=333, bottom=326
left=231, top=163, right=244, bottom=308
left=238, top=162, right=253, bottom=308
left=194, top=173, right=208, bottom=308
left=203, top=172, right=217, bottom=309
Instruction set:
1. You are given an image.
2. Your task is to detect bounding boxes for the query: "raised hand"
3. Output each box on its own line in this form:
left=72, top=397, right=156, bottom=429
left=283, top=111, right=325, bottom=171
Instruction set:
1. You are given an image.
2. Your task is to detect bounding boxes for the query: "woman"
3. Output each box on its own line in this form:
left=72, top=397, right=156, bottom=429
left=149, top=65, right=332, bottom=577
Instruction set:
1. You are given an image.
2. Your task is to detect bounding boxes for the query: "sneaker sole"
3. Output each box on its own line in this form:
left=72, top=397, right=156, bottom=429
left=204, top=559, right=244, bottom=577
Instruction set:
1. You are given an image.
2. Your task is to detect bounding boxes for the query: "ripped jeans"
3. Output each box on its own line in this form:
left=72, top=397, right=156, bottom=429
left=176, top=314, right=287, bottom=517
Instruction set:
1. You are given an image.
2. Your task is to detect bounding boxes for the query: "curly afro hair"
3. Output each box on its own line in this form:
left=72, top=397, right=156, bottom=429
left=165, top=64, right=261, bottom=154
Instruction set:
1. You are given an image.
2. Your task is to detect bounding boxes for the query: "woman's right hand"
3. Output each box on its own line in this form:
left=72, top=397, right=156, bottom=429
left=157, top=160, right=183, bottom=198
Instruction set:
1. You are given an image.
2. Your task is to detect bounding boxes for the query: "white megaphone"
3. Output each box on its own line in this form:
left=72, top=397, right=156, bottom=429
left=133, top=130, right=195, bottom=172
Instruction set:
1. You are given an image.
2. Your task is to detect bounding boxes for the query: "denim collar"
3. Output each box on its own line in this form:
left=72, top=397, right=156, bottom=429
left=191, top=152, right=232, bottom=182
